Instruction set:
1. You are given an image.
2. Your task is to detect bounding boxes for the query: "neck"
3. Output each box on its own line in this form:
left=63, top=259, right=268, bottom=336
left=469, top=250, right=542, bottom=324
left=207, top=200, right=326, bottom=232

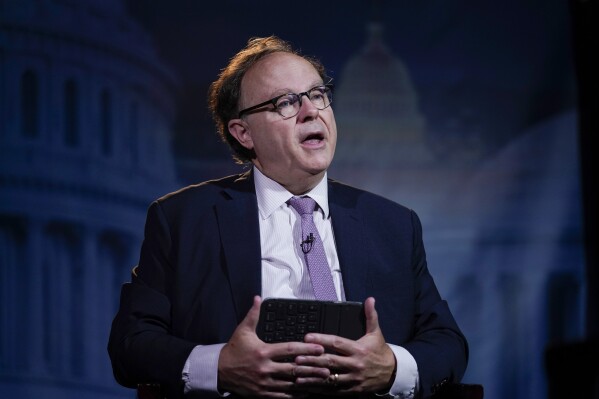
left=283, top=173, right=324, bottom=195
left=253, top=164, right=325, bottom=195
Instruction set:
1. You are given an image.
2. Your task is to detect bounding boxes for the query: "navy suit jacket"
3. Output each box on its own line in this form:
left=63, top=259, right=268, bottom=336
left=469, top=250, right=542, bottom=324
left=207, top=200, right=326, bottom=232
left=108, top=171, right=468, bottom=398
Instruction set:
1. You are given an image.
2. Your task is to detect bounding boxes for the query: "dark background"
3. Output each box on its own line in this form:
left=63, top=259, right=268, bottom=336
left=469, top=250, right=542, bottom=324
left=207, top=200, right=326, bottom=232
left=1, top=0, right=597, bottom=397
left=126, top=0, right=579, bottom=166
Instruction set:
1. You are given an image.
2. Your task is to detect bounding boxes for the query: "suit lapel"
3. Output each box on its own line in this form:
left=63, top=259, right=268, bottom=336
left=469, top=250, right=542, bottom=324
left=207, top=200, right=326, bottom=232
left=215, top=175, right=372, bottom=321
left=216, top=171, right=262, bottom=323
left=328, top=182, right=371, bottom=302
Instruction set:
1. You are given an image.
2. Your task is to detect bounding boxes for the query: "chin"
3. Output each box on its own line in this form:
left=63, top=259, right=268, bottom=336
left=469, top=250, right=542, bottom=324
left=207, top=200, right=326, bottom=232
left=306, top=164, right=330, bottom=176
left=310, top=154, right=333, bottom=168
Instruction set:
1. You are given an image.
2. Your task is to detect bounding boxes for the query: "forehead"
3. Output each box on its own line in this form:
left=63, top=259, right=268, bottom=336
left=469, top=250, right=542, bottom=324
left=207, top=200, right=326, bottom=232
left=242, top=52, right=321, bottom=97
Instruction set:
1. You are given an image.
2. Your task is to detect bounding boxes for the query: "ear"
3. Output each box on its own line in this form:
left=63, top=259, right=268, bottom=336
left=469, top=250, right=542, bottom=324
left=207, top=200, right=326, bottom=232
left=228, top=118, right=254, bottom=150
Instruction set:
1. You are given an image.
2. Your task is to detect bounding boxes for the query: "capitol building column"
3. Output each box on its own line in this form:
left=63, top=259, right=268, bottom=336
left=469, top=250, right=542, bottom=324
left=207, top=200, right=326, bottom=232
left=0, top=0, right=180, bottom=395
left=25, top=218, right=46, bottom=375
left=81, top=225, right=100, bottom=380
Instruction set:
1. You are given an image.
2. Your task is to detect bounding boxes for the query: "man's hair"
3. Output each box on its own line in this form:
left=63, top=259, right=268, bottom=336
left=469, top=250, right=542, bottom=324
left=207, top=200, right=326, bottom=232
left=208, top=35, right=328, bottom=164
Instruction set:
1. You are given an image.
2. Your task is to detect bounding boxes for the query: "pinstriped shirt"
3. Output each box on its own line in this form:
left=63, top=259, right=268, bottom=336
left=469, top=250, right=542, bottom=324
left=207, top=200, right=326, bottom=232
left=253, top=167, right=345, bottom=301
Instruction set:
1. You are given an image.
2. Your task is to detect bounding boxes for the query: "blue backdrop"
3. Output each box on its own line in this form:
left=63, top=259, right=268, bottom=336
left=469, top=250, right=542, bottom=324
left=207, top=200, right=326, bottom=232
left=0, top=1, right=585, bottom=398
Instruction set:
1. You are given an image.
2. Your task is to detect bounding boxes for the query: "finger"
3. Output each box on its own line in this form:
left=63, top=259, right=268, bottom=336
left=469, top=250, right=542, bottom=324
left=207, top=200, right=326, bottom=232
left=296, top=350, right=351, bottom=373
left=294, top=375, right=331, bottom=386
left=303, top=332, right=342, bottom=346
left=364, top=296, right=380, bottom=334
left=252, top=388, right=300, bottom=399
left=239, top=295, right=262, bottom=331
left=268, top=344, right=325, bottom=364
left=296, top=372, right=346, bottom=390
left=288, top=364, right=330, bottom=379
left=303, top=333, right=353, bottom=356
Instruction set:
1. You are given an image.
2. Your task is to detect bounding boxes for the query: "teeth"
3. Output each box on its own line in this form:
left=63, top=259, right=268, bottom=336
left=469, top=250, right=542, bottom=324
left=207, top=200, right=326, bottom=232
left=304, top=139, right=322, bottom=144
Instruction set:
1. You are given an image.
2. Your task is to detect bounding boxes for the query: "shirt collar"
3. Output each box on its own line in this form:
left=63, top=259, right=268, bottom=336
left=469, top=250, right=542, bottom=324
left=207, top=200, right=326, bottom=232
left=254, top=166, right=329, bottom=220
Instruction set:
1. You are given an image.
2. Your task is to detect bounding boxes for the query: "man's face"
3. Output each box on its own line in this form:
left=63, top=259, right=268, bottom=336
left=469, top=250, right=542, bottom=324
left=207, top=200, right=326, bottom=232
left=229, top=52, right=337, bottom=194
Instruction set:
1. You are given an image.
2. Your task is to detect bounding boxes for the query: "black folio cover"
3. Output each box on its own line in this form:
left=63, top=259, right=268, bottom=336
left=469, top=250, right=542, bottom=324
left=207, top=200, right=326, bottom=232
left=256, top=298, right=366, bottom=343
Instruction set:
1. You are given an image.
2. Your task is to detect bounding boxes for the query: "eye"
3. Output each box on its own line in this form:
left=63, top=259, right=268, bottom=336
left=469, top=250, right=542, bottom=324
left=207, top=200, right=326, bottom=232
left=275, top=94, right=299, bottom=110
left=309, top=87, right=326, bottom=102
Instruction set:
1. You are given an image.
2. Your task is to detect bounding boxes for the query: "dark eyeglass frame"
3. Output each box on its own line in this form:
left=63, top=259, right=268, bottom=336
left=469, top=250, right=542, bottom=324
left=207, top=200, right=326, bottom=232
left=237, top=83, right=333, bottom=119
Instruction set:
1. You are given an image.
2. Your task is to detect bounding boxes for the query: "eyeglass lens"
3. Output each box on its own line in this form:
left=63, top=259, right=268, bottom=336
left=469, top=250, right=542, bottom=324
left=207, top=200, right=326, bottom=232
left=276, top=86, right=332, bottom=118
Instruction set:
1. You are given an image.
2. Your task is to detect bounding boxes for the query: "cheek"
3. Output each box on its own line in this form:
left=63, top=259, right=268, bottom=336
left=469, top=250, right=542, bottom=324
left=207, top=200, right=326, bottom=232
left=323, top=113, right=337, bottom=141
left=254, top=129, right=287, bottom=157
left=330, top=119, right=337, bottom=139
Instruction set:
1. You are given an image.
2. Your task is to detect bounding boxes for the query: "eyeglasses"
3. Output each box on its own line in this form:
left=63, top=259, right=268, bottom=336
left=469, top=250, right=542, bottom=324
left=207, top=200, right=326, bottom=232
left=237, top=83, right=333, bottom=119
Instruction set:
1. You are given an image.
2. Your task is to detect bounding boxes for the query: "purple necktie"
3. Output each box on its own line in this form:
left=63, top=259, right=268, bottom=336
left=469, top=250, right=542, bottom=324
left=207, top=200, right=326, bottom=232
left=288, top=196, right=337, bottom=301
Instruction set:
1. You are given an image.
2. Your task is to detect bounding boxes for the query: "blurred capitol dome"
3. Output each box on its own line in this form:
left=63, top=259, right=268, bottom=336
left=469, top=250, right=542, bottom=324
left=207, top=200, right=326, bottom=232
left=333, top=22, right=432, bottom=166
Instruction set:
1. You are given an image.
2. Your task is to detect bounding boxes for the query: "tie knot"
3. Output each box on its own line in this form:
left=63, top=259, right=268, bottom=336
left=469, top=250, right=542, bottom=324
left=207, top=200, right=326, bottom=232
left=288, top=196, right=316, bottom=215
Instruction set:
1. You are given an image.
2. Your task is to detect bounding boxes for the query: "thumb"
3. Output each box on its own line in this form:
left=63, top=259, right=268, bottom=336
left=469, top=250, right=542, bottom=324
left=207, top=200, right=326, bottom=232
left=239, top=295, right=262, bottom=332
left=364, top=296, right=381, bottom=334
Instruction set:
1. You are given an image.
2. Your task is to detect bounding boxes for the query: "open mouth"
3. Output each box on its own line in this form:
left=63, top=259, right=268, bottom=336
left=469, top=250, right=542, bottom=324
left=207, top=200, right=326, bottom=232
left=302, top=132, right=324, bottom=144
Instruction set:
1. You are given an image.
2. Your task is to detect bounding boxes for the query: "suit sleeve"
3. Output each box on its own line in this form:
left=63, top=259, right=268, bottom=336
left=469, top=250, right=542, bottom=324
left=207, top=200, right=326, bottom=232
left=107, top=201, right=197, bottom=391
left=402, top=210, right=469, bottom=398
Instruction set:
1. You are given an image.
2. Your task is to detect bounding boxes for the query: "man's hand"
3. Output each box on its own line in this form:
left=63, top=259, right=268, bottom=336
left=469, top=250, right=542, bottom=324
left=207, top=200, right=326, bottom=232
left=218, top=296, right=331, bottom=398
left=293, top=297, right=396, bottom=395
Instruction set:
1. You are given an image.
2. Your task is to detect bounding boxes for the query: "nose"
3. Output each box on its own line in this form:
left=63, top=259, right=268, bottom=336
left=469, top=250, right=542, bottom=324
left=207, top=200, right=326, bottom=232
left=297, top=93, right=319, bottom=121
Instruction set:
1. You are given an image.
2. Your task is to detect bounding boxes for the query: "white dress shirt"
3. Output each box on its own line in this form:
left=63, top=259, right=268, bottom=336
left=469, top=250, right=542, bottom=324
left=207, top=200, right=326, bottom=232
left=255, top=167, right=344, bottom=300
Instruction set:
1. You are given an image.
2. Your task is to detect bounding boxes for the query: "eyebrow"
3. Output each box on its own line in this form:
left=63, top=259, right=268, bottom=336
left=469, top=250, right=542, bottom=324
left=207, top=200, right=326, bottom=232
left=269, top=81, right=325, bottom=97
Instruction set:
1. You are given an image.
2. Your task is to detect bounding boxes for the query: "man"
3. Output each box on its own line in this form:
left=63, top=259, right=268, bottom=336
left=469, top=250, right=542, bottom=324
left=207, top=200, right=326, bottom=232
left=108, top=36, right=468, bottom=399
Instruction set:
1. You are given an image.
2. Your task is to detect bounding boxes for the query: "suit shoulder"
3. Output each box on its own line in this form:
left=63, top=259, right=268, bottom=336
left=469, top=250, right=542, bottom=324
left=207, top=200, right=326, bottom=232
left=328, top=178, right=413, bottom=215
left=152, top=172, right=251, bottom=211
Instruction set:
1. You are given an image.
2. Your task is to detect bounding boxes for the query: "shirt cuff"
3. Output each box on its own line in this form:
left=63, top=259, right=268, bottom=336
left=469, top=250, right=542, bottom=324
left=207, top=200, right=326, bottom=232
left=381, top=344, right=419, bottom=399
left=182, top=344, right=227, bottom=396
